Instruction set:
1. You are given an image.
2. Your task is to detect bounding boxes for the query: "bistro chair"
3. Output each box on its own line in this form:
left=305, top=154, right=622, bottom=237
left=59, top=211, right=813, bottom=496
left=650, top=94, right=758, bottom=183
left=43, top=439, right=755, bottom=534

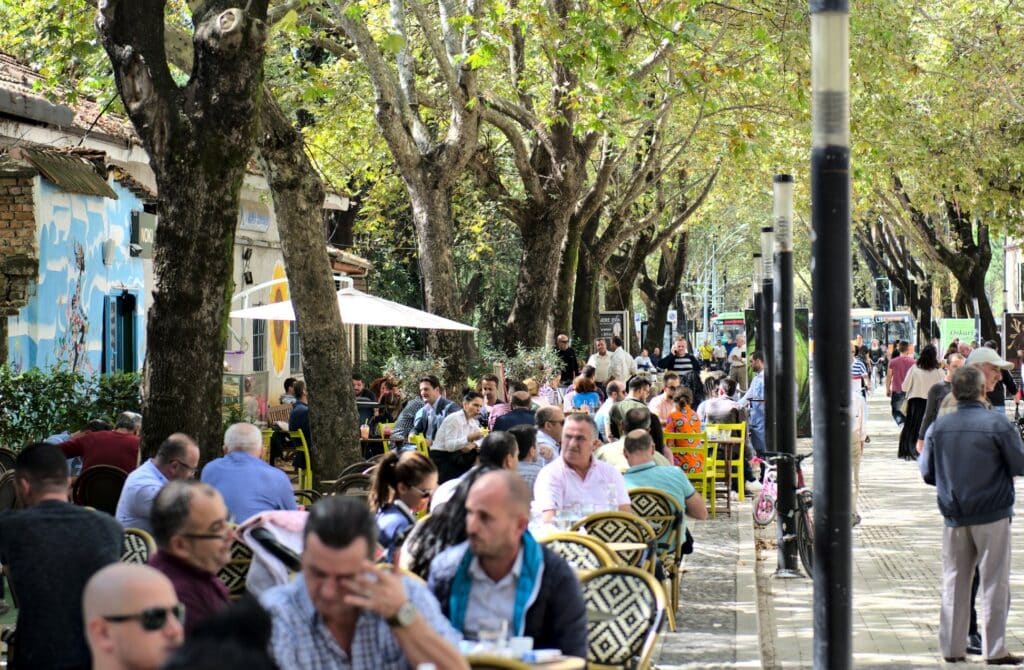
left=339, top=461, right=375, bottom=478
left=570, top=512, right=657, bottom=573
left=0, top=471, right=18, bottom=513
left=329, top=473, right=372, bottom=500
left=665, top=432, right=717, bottom=518
left=579, top=565, right=666, bottom=669
left=288, top=430, right=314, bottom=490
left=628, top=488, right=685, bottom=623
left=72, top=465, right=128, bottom=515
left=217, top=527, right=253, bottom=600
left=0, top=448, right=17, bottom=473
left=706, top=422, right=747, bottom=501
left=294, top=489, right=321, bottom=507
left=265, top=404, right=292, bottom=424
left=121, top=528, right=157, bottom=564
left=540, top=532, right=618, bottom=573
left=408, top=434, right=430, bottom=457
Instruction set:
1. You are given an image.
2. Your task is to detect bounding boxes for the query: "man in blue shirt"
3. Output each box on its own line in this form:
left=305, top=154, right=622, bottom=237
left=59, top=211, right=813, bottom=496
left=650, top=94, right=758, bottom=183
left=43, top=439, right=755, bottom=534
left=740, top=351, right=766, bottom=458
left=201, top=423, right=297, bottom=522
left=115, top=434, right=200, bottom=533
left=623, top=430, right=708, bottom=538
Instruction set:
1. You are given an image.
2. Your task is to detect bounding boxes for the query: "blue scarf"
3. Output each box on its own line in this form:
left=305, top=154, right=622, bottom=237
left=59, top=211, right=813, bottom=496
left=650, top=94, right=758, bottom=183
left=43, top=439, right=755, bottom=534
left=448, top=531, right=542, bottom=636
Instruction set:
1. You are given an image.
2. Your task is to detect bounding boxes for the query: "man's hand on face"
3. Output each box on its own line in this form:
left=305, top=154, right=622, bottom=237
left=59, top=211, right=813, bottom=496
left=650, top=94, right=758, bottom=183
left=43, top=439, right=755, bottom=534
left=342, top=561, right=409, bottom=619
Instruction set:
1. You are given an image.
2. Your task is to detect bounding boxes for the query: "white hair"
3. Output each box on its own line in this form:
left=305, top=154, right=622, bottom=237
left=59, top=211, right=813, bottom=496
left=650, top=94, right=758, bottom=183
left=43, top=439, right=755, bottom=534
left=224, top=422, right=263, bottom=454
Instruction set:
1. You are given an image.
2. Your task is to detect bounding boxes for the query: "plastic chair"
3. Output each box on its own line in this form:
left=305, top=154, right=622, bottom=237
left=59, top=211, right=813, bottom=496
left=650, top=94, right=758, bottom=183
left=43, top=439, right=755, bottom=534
left=121, top=528, right=157, bottom=564
left=539, top=532, right=618, bottom=573
left=666, top=432, right=717, bottom=518
left=408, top=433, right=430, bottom=457
left=579, top=566, right=666, bottom=669
left=628, top=488, right=685, bottom=623
left=706, top=422, right=747, bottom=500
left=72, top=465, right=128, bottom=515
left=288, top=430, right=313, bottom=490
left=570, top=512, right=657, bottom=573
left=217, top=528, right=253, bottom=600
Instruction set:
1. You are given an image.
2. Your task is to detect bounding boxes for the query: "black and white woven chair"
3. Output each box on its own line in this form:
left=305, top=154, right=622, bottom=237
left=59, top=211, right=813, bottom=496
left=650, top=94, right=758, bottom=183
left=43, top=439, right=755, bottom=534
left=121, top=528, right=156, bottom=564
left=539, top=532, right=617, bottom=573
left=216, top=528, right=253, bottom=600
left=570, top=511, right=657, bottom=572
left=628, top=487, right=685, bottom=621
left=579, top=565, right=666, bottom=669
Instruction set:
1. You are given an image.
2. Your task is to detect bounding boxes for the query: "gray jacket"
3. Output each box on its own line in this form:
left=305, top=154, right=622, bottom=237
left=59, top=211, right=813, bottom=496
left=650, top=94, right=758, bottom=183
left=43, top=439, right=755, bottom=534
left=920, top=400, right=1024, bottom=527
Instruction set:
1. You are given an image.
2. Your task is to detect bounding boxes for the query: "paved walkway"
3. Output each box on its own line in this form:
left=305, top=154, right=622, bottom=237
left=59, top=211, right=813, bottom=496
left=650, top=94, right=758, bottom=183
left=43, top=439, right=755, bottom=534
left=759, top=391, right=1024, bottom=668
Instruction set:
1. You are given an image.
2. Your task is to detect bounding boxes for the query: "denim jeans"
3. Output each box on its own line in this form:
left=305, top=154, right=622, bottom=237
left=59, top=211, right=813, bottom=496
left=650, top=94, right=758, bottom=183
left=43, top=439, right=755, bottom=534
left=890, top=391, right=906, bottom=426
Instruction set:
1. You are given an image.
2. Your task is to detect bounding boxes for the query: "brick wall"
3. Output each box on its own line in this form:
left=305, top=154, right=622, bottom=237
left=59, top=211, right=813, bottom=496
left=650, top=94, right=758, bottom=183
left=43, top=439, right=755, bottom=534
left=0, top=162, right=38, bottom=317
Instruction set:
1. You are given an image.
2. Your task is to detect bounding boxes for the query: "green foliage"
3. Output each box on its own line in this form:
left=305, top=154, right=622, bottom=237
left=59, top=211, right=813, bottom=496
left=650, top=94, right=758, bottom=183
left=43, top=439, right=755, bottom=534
left=475, top=344, right=563, bottom=384
left=0, top=366, right=141, bottom=450
left=382, top=355, right=449, bottom=398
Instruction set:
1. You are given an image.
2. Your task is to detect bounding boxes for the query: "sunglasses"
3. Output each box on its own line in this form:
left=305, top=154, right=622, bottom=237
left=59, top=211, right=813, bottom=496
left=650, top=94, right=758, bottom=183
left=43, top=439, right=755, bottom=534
left=104, top=604, right=185, bottom=632
left=411, top=485, right=434, bottom=499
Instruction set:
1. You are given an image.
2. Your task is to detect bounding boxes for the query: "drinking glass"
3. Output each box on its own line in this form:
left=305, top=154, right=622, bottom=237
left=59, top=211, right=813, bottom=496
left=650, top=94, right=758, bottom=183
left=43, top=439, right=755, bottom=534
left=477, top=618, right=509, bottom=651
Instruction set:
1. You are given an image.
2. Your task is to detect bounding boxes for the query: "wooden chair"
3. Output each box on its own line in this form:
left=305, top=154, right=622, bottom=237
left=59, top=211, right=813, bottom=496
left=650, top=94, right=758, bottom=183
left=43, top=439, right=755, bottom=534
left=72, top=465, right=128, bottom=515
left=539, top=532, right=618, bottom=573
left=217, top=528, right=253, bottom=600
left=0, top=471, right=18, bottom=512
left=666, top=432, right=717, bottom=518
left=0, top=448, right=17, bottom=473
left=121, top=528, right=157, bottom=564
left=266, top=404, right=292, bottom=424
left=579, top=565, right=666, bottom=669
left=628, top=488, right=685, bottom=624
left=570, top=512, right=657, bottom=573
left=706, top=422, right=747, bottom=501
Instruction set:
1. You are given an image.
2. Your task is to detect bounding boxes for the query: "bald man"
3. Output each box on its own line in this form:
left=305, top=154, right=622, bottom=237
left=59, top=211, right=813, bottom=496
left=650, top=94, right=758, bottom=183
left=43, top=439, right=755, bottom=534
left=84, top=564, right=185, bottom=670
left=427, top=470, right=587, bottom=657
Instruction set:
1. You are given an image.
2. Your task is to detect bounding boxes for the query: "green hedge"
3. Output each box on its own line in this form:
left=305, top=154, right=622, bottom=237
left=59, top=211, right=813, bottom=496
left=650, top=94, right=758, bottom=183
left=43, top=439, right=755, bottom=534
left=0, top=366, right=141, bottom=451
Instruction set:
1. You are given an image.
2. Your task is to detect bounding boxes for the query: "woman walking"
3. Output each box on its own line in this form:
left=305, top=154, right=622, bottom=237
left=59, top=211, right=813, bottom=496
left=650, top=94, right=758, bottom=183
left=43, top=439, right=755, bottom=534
left=897, top=344, right=944, bottom=460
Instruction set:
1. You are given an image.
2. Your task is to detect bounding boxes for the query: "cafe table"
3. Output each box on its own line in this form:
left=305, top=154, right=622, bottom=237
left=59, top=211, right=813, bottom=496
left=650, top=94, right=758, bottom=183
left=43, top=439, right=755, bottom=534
left=463, top=653, right=586, bottom=669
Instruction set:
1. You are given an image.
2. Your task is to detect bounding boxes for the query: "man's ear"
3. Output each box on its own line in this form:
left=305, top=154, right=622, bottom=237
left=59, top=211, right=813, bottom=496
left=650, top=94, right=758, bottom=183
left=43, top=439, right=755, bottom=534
left=86, top=617, right=114, bottom=655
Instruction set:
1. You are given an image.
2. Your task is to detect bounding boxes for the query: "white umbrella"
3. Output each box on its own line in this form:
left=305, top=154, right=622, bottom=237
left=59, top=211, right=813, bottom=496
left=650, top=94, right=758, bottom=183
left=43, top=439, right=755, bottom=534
left=229, top=287, right=476, bottom=331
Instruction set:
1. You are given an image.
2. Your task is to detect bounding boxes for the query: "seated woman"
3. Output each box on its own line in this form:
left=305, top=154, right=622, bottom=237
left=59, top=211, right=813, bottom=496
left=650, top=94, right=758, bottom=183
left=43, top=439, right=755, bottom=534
left=664, top=387, right=702, bottom=464
left=570, top=375, right=601, bottom=413
left=369, top=451, right=437, bottom=563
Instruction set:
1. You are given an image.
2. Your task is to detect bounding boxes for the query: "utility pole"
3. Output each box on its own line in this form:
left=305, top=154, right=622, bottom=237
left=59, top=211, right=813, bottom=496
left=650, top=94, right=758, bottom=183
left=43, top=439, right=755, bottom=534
left=772, top=175, right=800, bottom=576
left=761, top=225, right=775, bottom=459
left=809, top=1, right=852, bottom=667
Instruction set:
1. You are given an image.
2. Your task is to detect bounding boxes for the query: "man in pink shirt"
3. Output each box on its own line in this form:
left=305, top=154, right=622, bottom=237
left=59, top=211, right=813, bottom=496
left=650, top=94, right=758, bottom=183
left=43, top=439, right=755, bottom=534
left=647, top=372, right=680, bottom=425
left=532, top=414, right=632, bottom=522
left=886, top=340, right=916, bottom=426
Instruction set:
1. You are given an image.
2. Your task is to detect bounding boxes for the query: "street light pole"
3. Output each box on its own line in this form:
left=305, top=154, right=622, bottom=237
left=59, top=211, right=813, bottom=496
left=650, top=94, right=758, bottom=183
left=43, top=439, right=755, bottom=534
left=761, top=225, right=775, bottom=459
left=772, top=175, right=800, bottom=576
left=809, top=1, right=852, bottom=667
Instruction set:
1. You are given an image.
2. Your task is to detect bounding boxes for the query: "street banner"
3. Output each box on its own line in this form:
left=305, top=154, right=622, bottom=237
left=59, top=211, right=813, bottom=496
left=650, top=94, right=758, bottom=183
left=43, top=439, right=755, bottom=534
left=1004, top=313, right=1024, bottom=387
left=938, top=318, right=975, bottom=352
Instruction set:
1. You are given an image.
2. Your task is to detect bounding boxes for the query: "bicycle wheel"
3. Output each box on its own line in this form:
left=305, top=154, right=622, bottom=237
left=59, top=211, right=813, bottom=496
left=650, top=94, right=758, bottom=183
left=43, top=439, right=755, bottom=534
left=796, top=500, right=814, bottom=574
left=752, top=492, right=776, bottom=526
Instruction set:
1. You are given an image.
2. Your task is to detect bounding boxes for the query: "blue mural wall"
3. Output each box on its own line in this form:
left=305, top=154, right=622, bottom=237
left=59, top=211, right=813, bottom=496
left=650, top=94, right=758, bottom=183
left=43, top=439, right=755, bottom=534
left=6, top=178, right=146, bottom=372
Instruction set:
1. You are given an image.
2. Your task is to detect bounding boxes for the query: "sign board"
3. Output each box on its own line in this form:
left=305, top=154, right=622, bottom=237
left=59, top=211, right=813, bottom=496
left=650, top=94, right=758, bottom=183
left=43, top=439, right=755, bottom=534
left=240, top=204, right=271, bottom=233
left=598, top=311, right=630, bottom=349
left=1004, top=313, right=1024, bottom=385
left=938, top=319, right=976, bottom=352
left=130, top=210, right=156, bottom=258
left=667, top=309, right=677, bottom=323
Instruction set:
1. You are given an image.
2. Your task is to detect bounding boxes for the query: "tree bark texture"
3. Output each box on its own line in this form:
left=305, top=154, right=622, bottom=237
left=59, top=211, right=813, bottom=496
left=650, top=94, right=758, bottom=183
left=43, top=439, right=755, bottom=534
left=257, top=95, right=361, bottom=478
left=639, top=232, right=689, bottom=355
left=570, top=240, right=600, bottom=348
left=97, top=0, right=269, bottom=462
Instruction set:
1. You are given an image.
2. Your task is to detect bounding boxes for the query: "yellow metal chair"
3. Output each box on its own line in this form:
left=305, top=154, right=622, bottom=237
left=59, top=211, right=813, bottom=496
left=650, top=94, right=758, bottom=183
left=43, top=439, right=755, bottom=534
left=378, top=422, right=396, bottom=453
left=289, top=430, right=313, bottom=490
left=665, top=432, right=717, bottom=518
left=408, top=433, right=430, bottom=457
left=706, top=422, right=747, bottom=500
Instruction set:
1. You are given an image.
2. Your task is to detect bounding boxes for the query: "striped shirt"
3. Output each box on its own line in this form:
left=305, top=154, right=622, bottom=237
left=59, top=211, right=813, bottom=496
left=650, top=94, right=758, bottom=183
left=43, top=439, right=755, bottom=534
left=850, top=358, right=869, bottom=380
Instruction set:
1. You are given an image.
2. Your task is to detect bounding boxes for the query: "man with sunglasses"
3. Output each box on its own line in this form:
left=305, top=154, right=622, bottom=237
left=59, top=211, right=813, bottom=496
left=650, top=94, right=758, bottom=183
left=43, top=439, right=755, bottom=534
left=0, top=443, right=123, bottom=669
left=149, top=480, right=233, bottom=636
left=84, top=563, right=185, bottom=670
left=115, top=433, right=200, bottom=533
left=261, top=497, right=466, bottom=669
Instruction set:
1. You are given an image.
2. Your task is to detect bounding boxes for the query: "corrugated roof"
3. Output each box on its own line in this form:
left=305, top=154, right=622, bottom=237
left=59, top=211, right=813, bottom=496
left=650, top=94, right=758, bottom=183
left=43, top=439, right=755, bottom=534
left=21, top=147, right=118, bottom=199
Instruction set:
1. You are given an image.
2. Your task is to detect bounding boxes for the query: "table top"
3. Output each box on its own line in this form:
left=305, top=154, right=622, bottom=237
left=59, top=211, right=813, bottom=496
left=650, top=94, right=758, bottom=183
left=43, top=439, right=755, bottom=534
left=463, top=653, right=585, bottom=669
left=606, top=541, right=648, bottom=554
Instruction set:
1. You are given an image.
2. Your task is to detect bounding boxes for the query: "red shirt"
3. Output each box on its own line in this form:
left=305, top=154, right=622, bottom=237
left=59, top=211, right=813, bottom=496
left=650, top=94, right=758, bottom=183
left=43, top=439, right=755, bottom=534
left=59, top=430, right=140, bottom=474
left=888, top=355, right=916, bottom=393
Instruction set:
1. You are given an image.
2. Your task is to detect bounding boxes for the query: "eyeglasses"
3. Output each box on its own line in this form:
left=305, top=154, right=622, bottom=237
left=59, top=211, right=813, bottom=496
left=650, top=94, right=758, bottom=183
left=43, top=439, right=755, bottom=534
left=104, top=604, right=185, bottom=632
left=172, top=459, right=198, bottom=476
left=411, top=485, right=434, bottom=499
left=181, top=517, right=235, bottom=541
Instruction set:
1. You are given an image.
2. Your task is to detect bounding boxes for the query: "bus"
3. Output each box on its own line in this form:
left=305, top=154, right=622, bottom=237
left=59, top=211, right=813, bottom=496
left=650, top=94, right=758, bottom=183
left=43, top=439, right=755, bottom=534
left=710, top=311, right=746, bottom=345
left=850, top=309, right=915, bottom=350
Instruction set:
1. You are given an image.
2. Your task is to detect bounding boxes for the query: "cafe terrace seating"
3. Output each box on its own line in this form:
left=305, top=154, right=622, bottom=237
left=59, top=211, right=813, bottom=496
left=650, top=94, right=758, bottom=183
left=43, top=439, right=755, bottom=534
left=71, top=465, right=127, bottom=515
left=580, top=565, right=665, bottom=669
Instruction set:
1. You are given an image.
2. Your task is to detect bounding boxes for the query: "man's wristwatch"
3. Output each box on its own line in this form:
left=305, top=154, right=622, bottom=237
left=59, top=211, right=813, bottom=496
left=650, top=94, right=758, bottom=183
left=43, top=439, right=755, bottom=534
left=387, top=601, right=417, bottom=628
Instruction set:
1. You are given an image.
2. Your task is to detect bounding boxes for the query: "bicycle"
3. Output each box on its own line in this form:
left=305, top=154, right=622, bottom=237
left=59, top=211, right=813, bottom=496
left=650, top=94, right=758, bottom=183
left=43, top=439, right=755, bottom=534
left=755, top=451, right=814, bottom=574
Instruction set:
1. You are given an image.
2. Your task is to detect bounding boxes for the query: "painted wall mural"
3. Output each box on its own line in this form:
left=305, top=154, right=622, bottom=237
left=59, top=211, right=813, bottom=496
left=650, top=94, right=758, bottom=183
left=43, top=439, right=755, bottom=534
left=7, top=179, right=147, bottom=372
left=269, top=261, right=289, bottom=376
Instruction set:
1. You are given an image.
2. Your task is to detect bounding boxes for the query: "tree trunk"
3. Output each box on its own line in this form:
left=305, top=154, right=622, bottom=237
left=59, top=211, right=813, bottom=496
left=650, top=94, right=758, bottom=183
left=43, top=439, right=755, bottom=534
left=552, top=225, right=582, bottom=340
left=407, top=180, right=468, bottom=389
left=504, top=211, right=569, bottom=350
left=571, top=242, right=601, bottom=347
left=644, top=299, right=671, bottom=354
left=98, top=0, right=270, bottom=461
left=256, top=96, right=361, bottom=478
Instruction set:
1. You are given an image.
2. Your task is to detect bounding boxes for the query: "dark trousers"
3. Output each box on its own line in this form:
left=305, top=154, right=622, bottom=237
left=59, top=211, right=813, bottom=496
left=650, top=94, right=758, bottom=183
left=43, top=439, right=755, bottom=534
left=430, top=449, right=476, bottom=484
left=890, top=391, right=906, bottom=426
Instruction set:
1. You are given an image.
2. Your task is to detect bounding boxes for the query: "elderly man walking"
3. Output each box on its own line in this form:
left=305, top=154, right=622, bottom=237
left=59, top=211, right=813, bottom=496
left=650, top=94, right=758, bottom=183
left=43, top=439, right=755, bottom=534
left=920, top=365, right=1024, bottom=665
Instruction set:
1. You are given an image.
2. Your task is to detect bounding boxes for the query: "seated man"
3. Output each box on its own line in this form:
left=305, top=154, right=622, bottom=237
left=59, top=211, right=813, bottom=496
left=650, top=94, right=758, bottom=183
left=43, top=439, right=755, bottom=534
left=607, top=376, right=651, bottom=440
left=622, top=430, right=708, bottom=538
left=596, top=406, right=673, bottom=472
left=116, top=433, right=201, bottom=533
left=532, top=414, right=632, bottom=522
left=492, top=391, right=536, bottom=432
left=83, top=563, right=186, bottom=670
left=260, top=496, right=467, bottom=669
left=534, top=405, right=564, bottom=462
left=696, top=377, right=747, bottom=425
left=59, top=411, right=142, bottom=474
left=149, top=481, right=233, bottom=636
left=509, top=424, right=543, bottom=496
left=429, top=470, right=587, bottom=657
left=0, top=443, right=123, bottom=669
left=201, top=422, right=297, bottom=522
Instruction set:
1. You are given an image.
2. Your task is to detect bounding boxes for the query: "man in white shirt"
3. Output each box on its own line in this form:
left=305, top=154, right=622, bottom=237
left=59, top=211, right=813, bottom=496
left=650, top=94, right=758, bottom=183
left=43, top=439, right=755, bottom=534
left=647, top=371, right=680, bottom=425
left=608, top=336, right=636, bottom=383
left=534, top=406, right=564, bottom=462
left=586, top=338, right=612, bottom=385
left=532, top=414, right=632, bottom=521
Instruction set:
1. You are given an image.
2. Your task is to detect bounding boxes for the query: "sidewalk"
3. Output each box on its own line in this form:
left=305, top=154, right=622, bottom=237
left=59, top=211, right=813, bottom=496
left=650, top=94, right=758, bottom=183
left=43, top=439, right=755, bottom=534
left=757, top=391, right=1024, bottom=668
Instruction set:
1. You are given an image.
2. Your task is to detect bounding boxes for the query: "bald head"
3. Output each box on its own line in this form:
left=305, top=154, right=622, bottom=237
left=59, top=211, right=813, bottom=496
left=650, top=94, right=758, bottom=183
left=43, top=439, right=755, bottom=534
left=224, top=422, right=263, bottom=455
left=84, top=564, right=174, bottom=621
left=471, top=469, right=531, bottom=515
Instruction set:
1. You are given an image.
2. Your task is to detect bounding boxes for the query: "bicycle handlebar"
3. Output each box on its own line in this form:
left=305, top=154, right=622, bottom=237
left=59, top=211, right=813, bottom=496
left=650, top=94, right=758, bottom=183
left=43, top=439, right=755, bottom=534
left=763, top=451, right=813, bottom=466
